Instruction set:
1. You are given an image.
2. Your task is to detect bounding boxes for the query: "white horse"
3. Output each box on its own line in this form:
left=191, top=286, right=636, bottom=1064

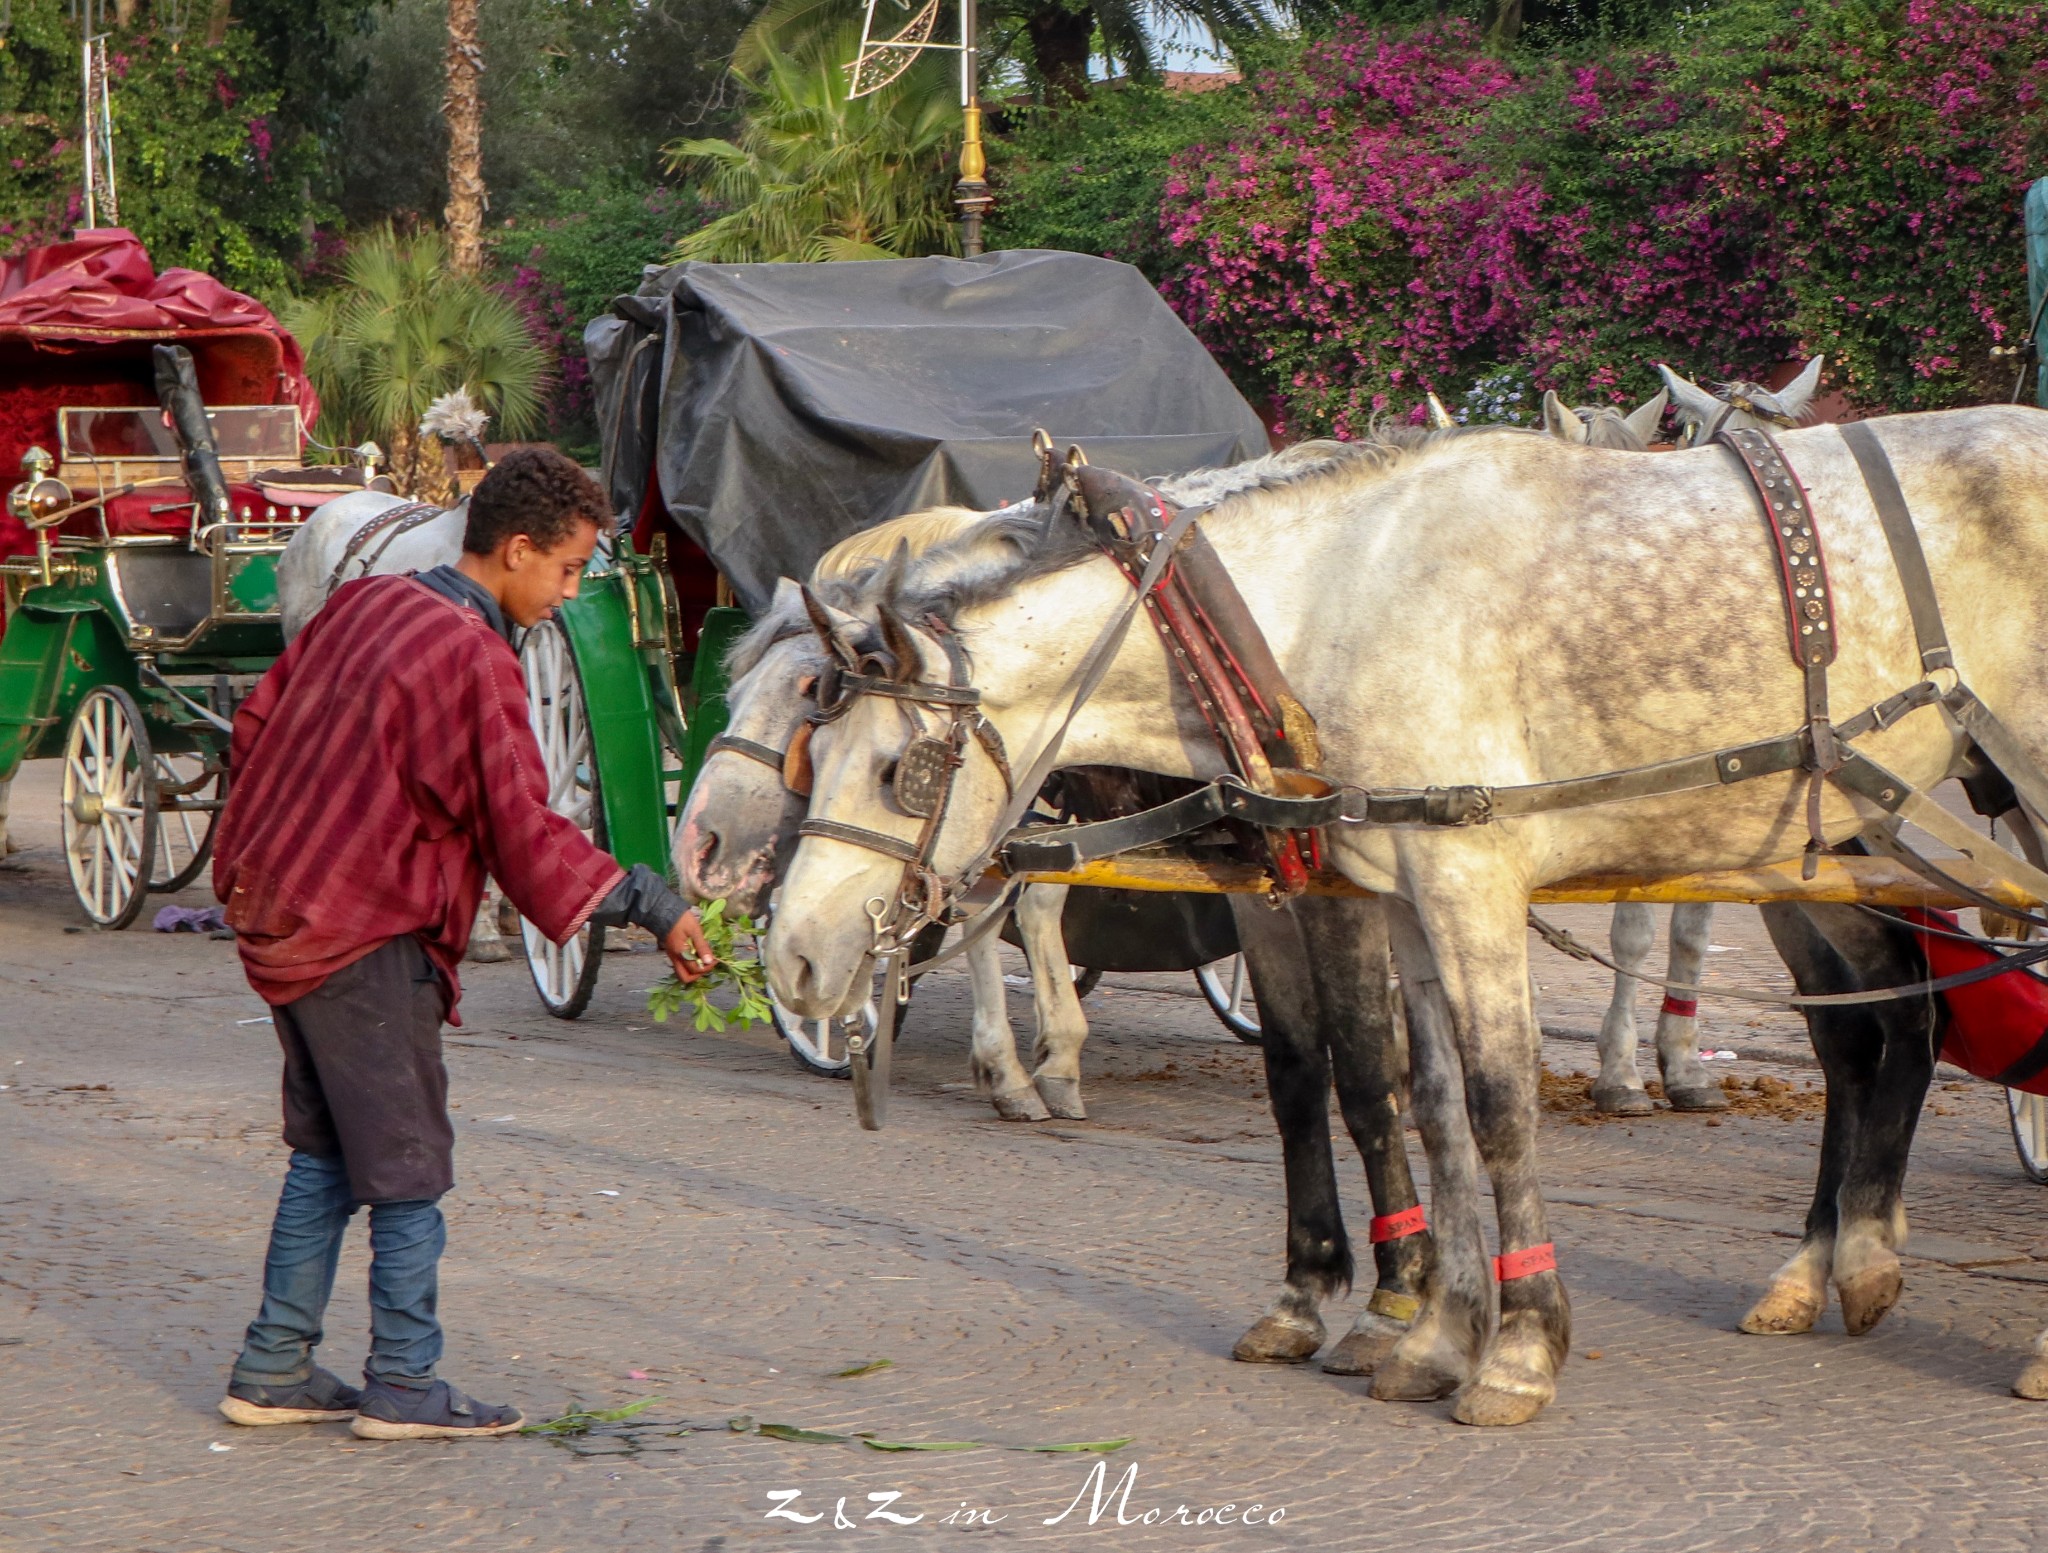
left=764, top=405, right=2048, bottom=1423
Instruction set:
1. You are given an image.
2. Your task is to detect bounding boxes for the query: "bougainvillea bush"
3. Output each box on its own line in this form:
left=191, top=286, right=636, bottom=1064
left=1152, top=1, right=2048, bottom=435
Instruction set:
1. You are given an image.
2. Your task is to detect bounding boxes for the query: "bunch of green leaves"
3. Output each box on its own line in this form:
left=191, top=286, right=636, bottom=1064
left=647, top=898, right=773, bottom=1032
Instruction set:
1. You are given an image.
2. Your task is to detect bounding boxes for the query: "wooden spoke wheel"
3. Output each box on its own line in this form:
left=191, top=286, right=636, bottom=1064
left=518, top=619, right=605, bottom=1019
left=2008, top=1089, right=2048, bottom=1184
left=62, top=687, right=158, bottom=930
left=149, top=752, right=223, bottom=895
left=1195, top=953, right=1263, bottom=1044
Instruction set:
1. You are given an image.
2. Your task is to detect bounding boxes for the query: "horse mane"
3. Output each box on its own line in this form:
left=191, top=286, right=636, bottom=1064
left=883, top=424, right=1524, bottom=624
left=724, top=504, right=1006, bottom=678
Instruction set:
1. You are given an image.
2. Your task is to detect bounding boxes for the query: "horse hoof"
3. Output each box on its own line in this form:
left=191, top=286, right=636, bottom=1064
left=1665, top=1084, right=1730, bottom=1112
left=991, top=1085, right=1051, bottom=1122
left=1738, top=1283, right=1824, bottom=1335
left=1369, top=1352, right=1464, bottom=1402
left=465, top=938, right=514, bottom=965
left=1232, top=1315, right=1324, bottom=1365
left=1591, top=1084, right=1655, bottom=1116
left=1451, top=1371, right=1555, bottom=1427
left=1034, top=1075, right=1086, bottom=1120
left=1837, top=1263, right=1903, bottom=1336
left=1322, top=1314, right=1407, bottom=1377
left=2014, top=1358, right=2048, bottom=1399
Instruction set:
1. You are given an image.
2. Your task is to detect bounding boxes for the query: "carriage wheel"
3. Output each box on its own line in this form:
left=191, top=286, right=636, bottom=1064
left=2007, top=1090, right=2048, bottom=1185
left=519, top=619, right=606, bottom=1019
left=1195, top=954, right=1263, bottom=1044
left=149, top=753, right=223, bottom=894
left=62, top=687, right=159, bottom=931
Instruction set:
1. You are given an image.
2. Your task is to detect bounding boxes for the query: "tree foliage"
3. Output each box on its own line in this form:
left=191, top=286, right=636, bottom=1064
left=1150, top=3, right=2048, bottom=434
left=666, top=41, right=961, bottom=263
left=283, top=228, right=550, bottom=495
left=0, top=0, right=340, bottom=295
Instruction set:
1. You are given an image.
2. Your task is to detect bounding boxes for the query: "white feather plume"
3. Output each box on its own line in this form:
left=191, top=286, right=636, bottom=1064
left=419, top=387, right=491, bottom=447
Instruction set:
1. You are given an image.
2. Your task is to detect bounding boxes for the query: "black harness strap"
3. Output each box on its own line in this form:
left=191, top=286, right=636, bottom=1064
left=1842, top=420, right=1954, bottom=675
left=326, top=500, right=445, bottom=594
left=708, top=732, right=787, bottom=770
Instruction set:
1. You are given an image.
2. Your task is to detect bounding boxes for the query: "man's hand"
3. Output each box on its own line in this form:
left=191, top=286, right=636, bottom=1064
left=663, top=910, right=717, bottom=983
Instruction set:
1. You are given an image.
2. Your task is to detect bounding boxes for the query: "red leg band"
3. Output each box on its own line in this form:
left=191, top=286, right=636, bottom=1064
left=1369, top=1206, right=1428, bottom=1243
left=1660, top=995, right=1699, bottom=1018
left=1493, top=1242, right=1557, bottom=1281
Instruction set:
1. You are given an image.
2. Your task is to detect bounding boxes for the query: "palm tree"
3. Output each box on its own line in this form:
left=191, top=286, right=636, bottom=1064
left=664, top=39, right=961, bottom=262
left=736, top=0, right=1292, bottom=105
left=444, top=0, right=486, bottom=274
left=283, top=228, right=549, bottom=496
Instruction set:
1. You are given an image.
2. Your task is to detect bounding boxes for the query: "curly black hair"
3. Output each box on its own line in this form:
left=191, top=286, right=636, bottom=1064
left=463, top=447, right=610, bottom=555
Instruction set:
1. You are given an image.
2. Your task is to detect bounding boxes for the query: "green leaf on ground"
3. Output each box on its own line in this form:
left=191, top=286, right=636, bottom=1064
left=828, top=1359, right=895, bottom=1379
left=521, top=1397, right=664, bottom=1435
left=1022, top=1437, right=1136, bottom=1454
left=757, top=1423, right=854, bottom=1444
left=862, top=1438, right=984, bottom=1453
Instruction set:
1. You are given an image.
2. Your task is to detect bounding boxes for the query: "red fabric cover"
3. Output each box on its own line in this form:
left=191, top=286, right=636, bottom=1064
left=0, top=229, right=319, bottom=563
left=212, top=576, right=625, bottom=1020
left=1900, top=906, right=2048, bottom=1095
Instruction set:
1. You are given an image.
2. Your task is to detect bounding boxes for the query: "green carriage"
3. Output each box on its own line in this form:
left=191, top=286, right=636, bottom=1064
left=0, top=231, right=382, bottom=929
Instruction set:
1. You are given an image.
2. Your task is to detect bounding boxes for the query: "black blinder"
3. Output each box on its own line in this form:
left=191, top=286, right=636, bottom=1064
left=893, top=736, right=958, bottom=817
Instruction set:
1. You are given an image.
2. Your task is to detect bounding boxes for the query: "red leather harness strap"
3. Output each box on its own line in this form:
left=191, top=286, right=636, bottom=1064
left=1493, top=1243, right=1557, bottom=1281
left=1368, top=1206, right=1428, bottom=1243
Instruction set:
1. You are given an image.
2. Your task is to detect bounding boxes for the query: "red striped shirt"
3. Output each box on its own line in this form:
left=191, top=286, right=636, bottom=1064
left=213, top=575, right=623, bottom=1020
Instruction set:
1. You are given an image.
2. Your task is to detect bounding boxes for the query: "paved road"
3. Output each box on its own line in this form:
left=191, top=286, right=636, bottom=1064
left=5, top=766, right=2048, bottom=1552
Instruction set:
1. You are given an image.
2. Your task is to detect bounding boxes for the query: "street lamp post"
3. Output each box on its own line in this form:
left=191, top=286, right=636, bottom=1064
left=851, top=0, right=990, bottom=258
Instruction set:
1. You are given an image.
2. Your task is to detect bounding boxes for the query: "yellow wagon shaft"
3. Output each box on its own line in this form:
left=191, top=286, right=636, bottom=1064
left=1014, top=852, right=2044, bottom=912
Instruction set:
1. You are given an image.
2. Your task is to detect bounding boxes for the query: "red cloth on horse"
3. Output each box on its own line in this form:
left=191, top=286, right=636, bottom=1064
left=1899, top=907, right=2048, bottom=1095
left=212, top=576, right=622, bottom=1019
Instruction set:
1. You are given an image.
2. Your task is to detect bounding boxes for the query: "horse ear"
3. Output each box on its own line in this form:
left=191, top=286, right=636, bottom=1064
left=1655, top=363, right=1725, bottom=428
left=1541, top=390, right=1588, bottom=444
left=800, top=584, right=860, bottom=666
left=878, top=538, right=913, bottom=603
left=1622, top=389, right=1668, bottom=445
left=1778, top=357, right=1824, bottom=419
left=876, top=600, right=921, bottom=682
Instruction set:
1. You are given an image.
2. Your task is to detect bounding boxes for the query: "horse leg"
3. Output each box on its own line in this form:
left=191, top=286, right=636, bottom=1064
left=0, top=776, right=14, bottom=857
left=1744, top=903, right=1927, bottom=1336
left=1397, top=884, right=1571, bottom=1426
left=1019, top=884, right=1090, bottom=1120
left=1227, top=898, right=1346, bottom=1364
left=1657, top=902, right=1728, bottom=1111
left=1593, top=902, right=1656, bottom=1114
left=1370, top=900, right=1493, bottom=1405
left=466, top=879, right=513, bottom=963
left=965, top=926, right=1050, bottom=1122
left=1797, top=905, right=1932, bottom=1335
left=1303, top=896, right=1435, bottom=1377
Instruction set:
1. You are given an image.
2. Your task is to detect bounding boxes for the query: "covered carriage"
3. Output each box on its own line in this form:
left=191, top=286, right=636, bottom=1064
left=0, top=230, right=383, bottom=927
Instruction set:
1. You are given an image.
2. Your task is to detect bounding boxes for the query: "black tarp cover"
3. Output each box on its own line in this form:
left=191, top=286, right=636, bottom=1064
left=585, top=249, right=1269, bottom=612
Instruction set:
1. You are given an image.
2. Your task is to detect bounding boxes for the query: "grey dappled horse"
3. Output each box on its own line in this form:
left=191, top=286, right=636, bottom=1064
left=764, top=406, right=2048, bottom=1421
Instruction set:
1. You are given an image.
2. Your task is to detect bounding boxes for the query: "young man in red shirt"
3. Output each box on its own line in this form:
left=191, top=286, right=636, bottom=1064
left=212, top=449, right=714, bottom=1439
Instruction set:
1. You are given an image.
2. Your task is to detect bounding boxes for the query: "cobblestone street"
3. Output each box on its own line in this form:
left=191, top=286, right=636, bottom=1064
left=7, top=767, right=2048, bottom=1553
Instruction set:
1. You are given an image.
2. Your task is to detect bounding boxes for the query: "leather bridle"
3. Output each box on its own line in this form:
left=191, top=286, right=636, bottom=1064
left=795, top=615, right=1014, bottom=961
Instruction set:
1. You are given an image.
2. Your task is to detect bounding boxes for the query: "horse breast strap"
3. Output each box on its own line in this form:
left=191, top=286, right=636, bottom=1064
left=1068, top=461, right=1324, bottom=897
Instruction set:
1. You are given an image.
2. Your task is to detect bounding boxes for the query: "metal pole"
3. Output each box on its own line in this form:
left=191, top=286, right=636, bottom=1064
left=81, top=37, right=95, bottom=228
left=952, top=0, right=990, bottom=257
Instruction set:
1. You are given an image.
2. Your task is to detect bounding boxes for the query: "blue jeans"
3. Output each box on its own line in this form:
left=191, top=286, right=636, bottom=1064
left=231, top=1151, right=445, bottom=1387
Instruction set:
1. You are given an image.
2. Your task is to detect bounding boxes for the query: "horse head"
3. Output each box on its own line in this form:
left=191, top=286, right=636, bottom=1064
left=1656, top=357, right=1824, bottom=447
left=1539, top=389, right=1669, bottom=451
